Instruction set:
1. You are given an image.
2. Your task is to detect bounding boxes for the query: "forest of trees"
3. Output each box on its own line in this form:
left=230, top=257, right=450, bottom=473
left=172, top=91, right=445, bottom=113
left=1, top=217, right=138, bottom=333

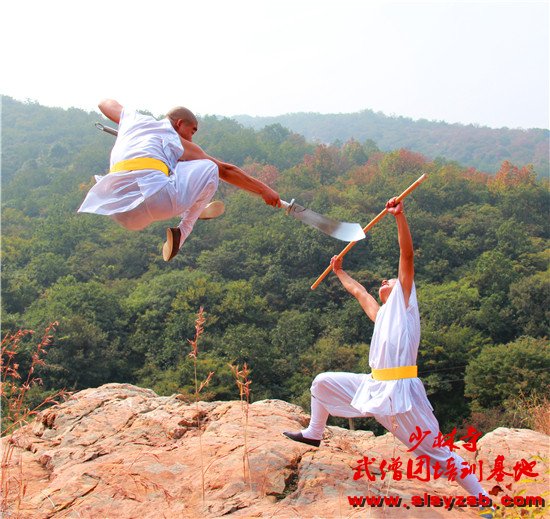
left=236, top=110, right=550, bottom=178
left=2, top=96, right=549, bottom=435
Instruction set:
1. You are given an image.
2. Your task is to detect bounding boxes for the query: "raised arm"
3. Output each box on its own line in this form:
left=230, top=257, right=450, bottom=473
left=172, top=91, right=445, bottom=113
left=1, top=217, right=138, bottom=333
left=386, top=197, right=414, bottom=306
left=98, top=99, right=123, bottom=124
left=331, top=256, right=380, bottom=322
left=179, top=138, right=281, bottom=207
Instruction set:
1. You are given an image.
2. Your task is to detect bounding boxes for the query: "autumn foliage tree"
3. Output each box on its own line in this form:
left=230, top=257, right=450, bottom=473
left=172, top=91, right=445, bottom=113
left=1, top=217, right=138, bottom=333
left=2, top=97, right=549, bottom=435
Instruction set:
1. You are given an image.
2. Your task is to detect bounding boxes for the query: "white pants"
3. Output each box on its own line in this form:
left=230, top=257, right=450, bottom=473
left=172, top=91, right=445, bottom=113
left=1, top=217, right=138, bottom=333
left=302, top=372, right=488, bottom=498
left=110, top=160, right=219, bottom=245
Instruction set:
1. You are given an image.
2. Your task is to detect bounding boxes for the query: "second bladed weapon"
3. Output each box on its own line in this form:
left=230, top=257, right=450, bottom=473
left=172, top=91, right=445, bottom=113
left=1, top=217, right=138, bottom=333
left=280, top=199, right=365, bottom=242
left=96, top=122, right=366, bottom=242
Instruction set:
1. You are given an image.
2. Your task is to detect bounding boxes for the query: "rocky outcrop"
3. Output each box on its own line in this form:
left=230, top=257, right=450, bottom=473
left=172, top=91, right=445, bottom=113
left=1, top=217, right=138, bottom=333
left=2, top=384, right=548, bottom=518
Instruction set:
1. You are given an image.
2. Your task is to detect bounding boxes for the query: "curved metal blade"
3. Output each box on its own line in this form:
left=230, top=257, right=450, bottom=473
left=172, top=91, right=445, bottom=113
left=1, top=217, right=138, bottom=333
left=289, top=203, right=366, bottom=242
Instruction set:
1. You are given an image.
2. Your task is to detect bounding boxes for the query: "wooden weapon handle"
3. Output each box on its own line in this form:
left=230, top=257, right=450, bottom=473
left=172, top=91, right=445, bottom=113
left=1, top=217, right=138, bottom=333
left=310, top=173, right=427, bottom=290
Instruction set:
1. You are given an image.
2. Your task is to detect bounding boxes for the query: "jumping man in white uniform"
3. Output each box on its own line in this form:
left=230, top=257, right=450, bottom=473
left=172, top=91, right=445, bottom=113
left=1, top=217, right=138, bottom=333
left=78, top=99, right=280, bottom=261
left=283, top=197, right=494, bottom=518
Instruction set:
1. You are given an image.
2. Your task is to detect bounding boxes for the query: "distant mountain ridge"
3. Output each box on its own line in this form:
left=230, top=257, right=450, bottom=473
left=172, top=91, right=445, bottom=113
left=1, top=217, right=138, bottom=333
left=3, top=96, right=547, bottom=177
left=234, top=110, right=549, bottom=177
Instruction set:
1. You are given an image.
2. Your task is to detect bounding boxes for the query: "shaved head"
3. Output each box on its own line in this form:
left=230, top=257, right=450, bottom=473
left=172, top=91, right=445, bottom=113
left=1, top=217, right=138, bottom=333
left=166, top=106, right=197, bottom=126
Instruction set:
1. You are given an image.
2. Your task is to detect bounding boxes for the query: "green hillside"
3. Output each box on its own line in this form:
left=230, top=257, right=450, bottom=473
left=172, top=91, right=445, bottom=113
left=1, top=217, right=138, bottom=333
left=2, top=96, right=549, bottom=435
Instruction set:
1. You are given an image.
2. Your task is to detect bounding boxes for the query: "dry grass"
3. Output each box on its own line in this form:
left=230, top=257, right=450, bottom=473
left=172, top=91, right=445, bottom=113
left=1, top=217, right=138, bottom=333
left=514, top=393, right=550, bottom=435
left=186, top=307, right=214, bottom=505
left=1, top=322, right=67, bottom=516
left=505, top=391, right=550, bottom=435
left=466, top=392, right=550, bottom=436
left=229, top=362, right=252, bottom=488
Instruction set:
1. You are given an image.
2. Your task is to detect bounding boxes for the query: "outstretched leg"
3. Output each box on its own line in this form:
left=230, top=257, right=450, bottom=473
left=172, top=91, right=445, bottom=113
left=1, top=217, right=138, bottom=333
left=284, top=372, right=365, bottom=445
left=162, top=159, right=220, bottom=261
left=375, top=408, right=490, bottom=499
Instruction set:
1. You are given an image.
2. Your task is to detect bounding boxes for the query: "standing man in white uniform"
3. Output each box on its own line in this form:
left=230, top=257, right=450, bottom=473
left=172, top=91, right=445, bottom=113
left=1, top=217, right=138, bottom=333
left=78, top=99, right=280, bottom=261
left=283, top=197, right=494, bottom=517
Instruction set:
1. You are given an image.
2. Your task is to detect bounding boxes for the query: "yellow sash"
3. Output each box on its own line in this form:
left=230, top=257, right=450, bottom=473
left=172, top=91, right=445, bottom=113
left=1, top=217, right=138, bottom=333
left=371, top=365, right=417, bottom=381
left=110, top=158, right=169, bottom=176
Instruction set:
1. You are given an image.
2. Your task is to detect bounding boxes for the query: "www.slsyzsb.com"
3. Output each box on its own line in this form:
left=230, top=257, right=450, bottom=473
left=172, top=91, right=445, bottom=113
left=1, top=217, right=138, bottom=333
left=347, top=493, right=545, bottom=511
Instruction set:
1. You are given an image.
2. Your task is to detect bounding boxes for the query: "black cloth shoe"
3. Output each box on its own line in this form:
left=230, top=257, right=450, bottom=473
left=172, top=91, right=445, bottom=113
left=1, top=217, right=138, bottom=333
left=282, top=431, right=321, bottom=447
left=162, top=227, right=182, bottom=261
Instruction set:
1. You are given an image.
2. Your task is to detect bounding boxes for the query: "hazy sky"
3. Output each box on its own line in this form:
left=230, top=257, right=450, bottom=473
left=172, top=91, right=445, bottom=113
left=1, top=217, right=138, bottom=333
left=2, top=0, right=548, bottom=129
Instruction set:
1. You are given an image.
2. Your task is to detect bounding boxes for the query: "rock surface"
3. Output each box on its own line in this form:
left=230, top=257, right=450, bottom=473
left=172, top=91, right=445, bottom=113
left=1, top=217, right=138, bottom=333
left=2, top=384, right=548, bottom=518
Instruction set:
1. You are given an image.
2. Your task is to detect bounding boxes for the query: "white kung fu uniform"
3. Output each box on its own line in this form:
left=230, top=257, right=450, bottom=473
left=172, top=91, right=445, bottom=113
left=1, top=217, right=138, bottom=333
left=78, top=108, right=218, bottom=245
left=302, top=280, right=488, bottom=497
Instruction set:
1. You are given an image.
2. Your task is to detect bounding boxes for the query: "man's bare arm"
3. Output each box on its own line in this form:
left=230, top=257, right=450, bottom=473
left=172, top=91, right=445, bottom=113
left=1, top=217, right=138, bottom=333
left=386, top=198, right=414, bottom=306
left=331, top=256, right=380, bottom=322
left=98, top=99, right=123, bottom=124
left=180, top=138, right=281, bottom=207
left=217, top=162, right=280, bottom=206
